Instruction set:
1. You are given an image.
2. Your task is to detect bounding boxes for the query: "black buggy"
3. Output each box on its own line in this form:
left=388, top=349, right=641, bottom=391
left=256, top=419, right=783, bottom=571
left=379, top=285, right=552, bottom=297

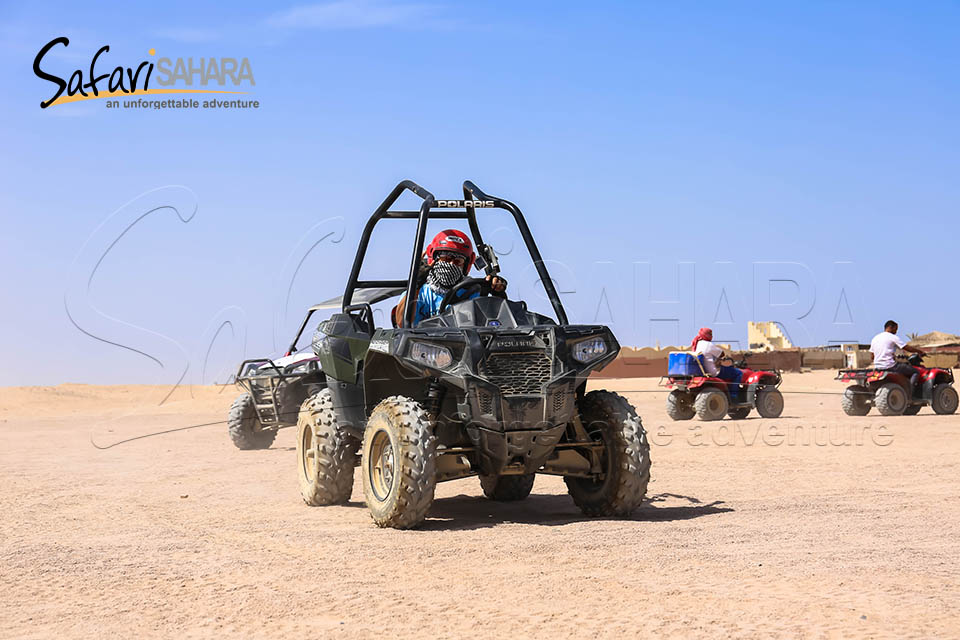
left=296, top=180, right=651, bottom=528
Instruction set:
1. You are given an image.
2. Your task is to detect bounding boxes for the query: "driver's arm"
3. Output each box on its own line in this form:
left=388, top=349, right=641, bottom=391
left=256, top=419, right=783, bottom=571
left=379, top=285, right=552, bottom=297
left=392, top=293, right=428, bottom=326
left=897, top=333, right=925, bottom=356
left=394, top=291, right=431, bottom=326
left=391, top=296, right=406, bottom=327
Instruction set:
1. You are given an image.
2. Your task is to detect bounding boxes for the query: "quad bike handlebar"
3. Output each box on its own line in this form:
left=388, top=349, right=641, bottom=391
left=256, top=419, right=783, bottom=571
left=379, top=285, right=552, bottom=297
left=719, top=355, right=749, bottom=369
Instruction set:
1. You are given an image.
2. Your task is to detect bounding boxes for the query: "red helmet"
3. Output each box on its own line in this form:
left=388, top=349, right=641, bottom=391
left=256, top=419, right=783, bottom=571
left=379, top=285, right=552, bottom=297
left=425, top=229, right=475, bottom=272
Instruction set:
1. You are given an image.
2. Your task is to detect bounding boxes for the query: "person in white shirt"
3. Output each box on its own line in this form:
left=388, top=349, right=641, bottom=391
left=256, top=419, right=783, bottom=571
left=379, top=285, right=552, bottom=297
left=870, top=320, right=926, bottom=389
left=691, top=327, right=742, bottom=394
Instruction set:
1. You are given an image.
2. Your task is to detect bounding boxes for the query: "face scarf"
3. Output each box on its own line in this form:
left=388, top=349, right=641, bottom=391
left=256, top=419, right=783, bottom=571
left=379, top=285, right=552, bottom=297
left=690, top=327, right=713, bottom=350
left=427, top=260, right=463, bottom=289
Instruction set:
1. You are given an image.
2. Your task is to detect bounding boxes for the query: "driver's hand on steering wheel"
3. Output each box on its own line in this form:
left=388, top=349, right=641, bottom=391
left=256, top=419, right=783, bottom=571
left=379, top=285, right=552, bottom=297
left=486, top=274, right=507, bottom=293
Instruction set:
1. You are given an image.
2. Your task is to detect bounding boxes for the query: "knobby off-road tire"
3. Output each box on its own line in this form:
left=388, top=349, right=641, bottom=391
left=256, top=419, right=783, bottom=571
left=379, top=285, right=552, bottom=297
left=694, top=388, right=728, bottom=421
left=297, top=389, right=359, bottom=506
left=361, top=396, right=437, bottom=529
left=565, top=390, right=650, bottom=517
left=479, top=474, right=535, bottom=501
left=756, top=388, right=785, bottom=419
left=902, top=404, right=922, bottom=416
left=727, top=407, right=751, bottom=420
left=666, top=390, right=696, bottom=421
left=875, top=383, right=907, bottom=416
left=841, top=385, right=871, bottom=416
left=932, top=383, right=959, bottom=415
left=228, top=393, right=277, bottom=450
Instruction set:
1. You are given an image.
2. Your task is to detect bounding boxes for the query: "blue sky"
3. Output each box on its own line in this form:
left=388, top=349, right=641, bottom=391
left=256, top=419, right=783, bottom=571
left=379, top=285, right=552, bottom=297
left=1, top=1, right=958, bottom=385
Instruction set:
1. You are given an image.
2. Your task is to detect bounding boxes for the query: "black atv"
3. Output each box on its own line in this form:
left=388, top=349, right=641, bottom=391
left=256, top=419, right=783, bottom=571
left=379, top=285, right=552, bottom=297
left=227, top=308, right=328, bottom=449
left=296, top=180, right=650, bottom=528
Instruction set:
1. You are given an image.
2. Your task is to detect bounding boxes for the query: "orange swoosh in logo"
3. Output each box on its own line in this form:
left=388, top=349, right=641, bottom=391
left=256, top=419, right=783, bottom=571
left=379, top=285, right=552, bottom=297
left=48, top=88, right=249, bottom=107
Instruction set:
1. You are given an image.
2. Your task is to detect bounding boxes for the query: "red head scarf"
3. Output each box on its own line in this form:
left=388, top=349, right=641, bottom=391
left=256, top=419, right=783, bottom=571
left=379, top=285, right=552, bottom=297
left=690, top=327, right=713, bottom=350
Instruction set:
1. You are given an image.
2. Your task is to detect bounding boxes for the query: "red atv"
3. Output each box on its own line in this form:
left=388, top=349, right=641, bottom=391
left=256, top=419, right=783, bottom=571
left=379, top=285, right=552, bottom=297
left=837, top=353, right=958, bottom=416
left=662, top=353, right=784, bottom=421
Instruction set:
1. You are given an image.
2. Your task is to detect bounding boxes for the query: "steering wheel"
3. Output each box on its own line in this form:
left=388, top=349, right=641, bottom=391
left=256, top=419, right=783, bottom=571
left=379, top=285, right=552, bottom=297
left=438, top=277, right=506, bottom=312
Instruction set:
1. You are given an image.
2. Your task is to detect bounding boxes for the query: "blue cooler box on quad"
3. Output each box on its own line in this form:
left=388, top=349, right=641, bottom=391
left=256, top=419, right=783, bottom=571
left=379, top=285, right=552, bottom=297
left=668, top=352, right=704, bottom=376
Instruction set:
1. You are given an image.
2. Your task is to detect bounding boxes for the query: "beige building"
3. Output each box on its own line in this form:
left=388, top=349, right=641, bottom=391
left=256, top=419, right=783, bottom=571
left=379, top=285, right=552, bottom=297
left=748, top=321, right=794, bottom=351
left=842, top=344, right=874, bottom=369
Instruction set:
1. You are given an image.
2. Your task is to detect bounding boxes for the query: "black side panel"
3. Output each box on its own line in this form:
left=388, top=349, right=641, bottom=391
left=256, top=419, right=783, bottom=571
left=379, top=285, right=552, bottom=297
left=315, top=312, right=372, bottom=384
left=364, top=351, right=427, bottom=417
left=327, top=379, right=366, bottom=435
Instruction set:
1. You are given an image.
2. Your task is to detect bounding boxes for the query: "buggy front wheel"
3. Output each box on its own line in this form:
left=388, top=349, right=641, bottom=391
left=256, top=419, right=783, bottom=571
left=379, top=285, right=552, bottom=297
left=565, top=390, right=650, bottom=517
left=361, top=396, right=437, bottom=529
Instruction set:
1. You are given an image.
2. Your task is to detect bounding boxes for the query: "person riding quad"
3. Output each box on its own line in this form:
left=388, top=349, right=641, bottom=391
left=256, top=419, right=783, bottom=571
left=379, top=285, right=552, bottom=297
left=392, top=229, right=507, bottom=326
left=870, top=320, right=927, bottom=392
left=691, top=327, right=743, bottom=397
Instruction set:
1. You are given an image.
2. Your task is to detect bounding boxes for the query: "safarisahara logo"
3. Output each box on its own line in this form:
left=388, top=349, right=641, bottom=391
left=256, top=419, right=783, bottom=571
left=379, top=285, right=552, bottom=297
left=33, top=37, right=258, bottom=110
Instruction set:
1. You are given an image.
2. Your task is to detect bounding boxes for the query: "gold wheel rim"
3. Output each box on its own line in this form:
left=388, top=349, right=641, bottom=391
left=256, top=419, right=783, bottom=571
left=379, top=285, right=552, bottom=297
left=301, top=424, right=316, bottom=481
left=368, top=429, right=395, bottom=502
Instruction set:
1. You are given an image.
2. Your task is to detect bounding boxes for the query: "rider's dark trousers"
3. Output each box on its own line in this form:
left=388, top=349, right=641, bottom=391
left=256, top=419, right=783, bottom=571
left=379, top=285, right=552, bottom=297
left=881, top=363, right=920, bottom=393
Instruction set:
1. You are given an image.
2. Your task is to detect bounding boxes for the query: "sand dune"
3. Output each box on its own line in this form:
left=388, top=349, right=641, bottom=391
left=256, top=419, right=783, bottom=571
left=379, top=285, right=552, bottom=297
left=1, top=371, right=958, bottom=638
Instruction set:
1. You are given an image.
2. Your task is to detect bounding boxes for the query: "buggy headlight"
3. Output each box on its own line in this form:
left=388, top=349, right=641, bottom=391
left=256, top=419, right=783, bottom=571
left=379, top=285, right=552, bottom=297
left=572, top=337, right=607, bottom=363
left=311, top=331, right=328, bottom=357
left=409, top=342, right=453, bottom=369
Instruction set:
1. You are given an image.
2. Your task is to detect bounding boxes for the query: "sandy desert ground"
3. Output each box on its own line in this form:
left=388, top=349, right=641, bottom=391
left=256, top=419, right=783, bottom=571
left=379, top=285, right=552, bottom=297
left=1, top=370, right=959, bottom=639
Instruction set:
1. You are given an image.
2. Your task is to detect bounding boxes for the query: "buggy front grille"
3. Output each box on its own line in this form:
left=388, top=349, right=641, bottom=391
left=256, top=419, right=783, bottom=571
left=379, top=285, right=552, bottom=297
left=477, top=389, right=494, bottom=415
left=479, top=352, right=552, bottom=395
left=552, top=389, right=567, bottom=413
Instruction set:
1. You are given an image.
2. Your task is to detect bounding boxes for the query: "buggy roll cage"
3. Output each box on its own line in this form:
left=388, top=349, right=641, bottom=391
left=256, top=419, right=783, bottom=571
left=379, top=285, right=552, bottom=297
left=342, top=180, right=570, bottom=328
